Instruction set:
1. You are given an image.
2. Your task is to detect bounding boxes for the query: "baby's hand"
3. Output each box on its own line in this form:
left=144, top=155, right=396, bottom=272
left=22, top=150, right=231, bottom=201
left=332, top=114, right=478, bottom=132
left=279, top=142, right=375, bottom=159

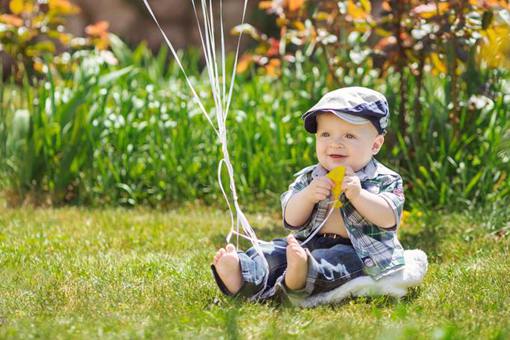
left=342, top=167, right=362, bottom=200
left=303, top=176, right=334, bottom=204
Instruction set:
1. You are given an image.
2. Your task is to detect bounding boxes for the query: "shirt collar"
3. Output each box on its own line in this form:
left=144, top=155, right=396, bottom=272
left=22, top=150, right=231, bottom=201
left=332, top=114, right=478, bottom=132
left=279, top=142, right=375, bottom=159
left=311, top=158, right=378, bottom=181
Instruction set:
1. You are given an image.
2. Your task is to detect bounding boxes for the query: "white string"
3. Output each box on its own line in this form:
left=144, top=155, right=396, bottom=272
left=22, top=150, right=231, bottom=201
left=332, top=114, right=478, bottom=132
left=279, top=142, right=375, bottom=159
left=230, top=200, right=339, bottom=250
left=224, top=0, right=248, bottom=122
left=142, top=1, right=270, bottom=295
left=143, top=1, right=353, bottom=300
left=142, top=0, right=219, bottom=137
left=220, top=0, right=227, bottom=112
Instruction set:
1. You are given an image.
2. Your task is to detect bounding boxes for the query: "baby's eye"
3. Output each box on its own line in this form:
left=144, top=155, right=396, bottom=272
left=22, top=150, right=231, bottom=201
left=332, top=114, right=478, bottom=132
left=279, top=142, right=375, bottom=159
left=320, top=132, right=330, bottom=137
left=345, top=133, right=356, bottom=139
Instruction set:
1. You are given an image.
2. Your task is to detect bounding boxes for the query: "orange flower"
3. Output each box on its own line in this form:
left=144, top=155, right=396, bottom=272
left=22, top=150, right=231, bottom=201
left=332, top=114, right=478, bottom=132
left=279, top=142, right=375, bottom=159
left=265, top=58, right=281, bottom=77
left=266, top=38, right=280, bottom=57
left=236, top=54, right=253, bottom=74
left=286, top=0, right=304, bottom=12
left=85, top=21, right=109, bottom=37
left=259, top=1, right=274, bottom=10
left=0, top=14, right=23, bottom=27
left=411, top=2, right=450, bottom=19
left=48, top=0, right=80, bottom=15
left=85, top=21, right=110, bottom=50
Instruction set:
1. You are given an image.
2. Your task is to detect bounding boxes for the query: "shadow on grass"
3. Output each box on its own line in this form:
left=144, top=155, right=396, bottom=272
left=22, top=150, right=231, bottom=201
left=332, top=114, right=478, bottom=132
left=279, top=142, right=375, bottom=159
left=399, top=213, right=443, bottom=261
left=205, top=284, right=424, bottom=316
left=315, top=288, right=423, bottom=311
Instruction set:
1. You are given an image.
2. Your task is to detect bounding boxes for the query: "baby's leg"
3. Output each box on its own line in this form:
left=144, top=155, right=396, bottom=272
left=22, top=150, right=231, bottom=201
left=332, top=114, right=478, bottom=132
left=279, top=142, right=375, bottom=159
left=213, top=244, right=242, bottom=294
left=212, top=238, right=288, bottom=299
left=307, top=244, right=364, bottom=295
left=284, top=234, right=308, bottom=290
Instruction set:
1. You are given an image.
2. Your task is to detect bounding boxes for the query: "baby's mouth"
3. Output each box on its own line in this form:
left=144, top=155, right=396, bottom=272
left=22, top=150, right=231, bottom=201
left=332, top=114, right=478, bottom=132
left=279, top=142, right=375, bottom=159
left=329, top=154, right=346, bottom=159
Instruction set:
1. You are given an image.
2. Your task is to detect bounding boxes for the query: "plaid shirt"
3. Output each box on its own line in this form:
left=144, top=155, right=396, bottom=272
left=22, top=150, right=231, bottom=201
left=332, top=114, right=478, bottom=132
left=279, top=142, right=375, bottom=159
left=280, top=158, right=406, bottom=280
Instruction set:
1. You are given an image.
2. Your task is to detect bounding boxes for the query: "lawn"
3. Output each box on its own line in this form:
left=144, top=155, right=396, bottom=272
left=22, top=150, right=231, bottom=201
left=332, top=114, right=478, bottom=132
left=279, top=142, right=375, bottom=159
left=0, top=203, right=509, bottom=339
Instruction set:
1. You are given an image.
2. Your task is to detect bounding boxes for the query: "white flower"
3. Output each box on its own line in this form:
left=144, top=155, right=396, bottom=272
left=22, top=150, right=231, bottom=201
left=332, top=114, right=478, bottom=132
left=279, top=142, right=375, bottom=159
left=468, top=95, right=494, bottom=111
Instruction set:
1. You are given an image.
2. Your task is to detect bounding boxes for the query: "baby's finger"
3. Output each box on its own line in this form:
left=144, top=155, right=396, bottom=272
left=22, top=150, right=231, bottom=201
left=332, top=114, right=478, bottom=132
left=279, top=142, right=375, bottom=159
left=315, top=191, right=329, bottom=200
left=318, top=176, right=334, bottom=188
left=341, top=178, right=353, bottom=190
left=316, top=181, right=333, bottom=191
left=344, top=166, right=354, bottom=175
left=316, top=188, right=330, bottom=197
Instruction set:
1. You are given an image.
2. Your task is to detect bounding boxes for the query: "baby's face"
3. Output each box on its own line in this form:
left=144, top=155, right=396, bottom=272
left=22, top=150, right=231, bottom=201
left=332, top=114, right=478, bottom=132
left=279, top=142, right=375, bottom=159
left=315, top=112, right=384, bottom=172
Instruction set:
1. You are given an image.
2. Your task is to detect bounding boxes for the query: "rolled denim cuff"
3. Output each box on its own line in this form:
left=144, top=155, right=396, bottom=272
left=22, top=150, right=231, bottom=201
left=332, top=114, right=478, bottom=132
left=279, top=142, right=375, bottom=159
left=274, top=270, right=309, bottom=306
left=211, top=264, right=239, bottom=297
left=277, top=249, right=316, bottom=304
left=236, top=252, right=267, bottom=298
left=303, top=248, right=320, bottom=295
left=210, top=251, right=266, bottom=299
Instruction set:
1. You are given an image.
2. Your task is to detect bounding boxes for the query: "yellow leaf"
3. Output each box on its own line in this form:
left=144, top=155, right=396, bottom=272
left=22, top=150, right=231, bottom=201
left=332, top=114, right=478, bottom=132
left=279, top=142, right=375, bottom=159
left=276, top=17, right=288, bottom=27
left=23, top=2, right=34, bottom=13
left=347, top=0, right=369, bottom=20
left=33, top=60, right=45, bottom=73
left=58, top=32, right=72, bottom=45
left=315, top=11, right=332, bottom=21
left=374, top=27, right=392, bottom=37
left=430, top=53, right=447, bottom=74
left=9, top=0, right=24, bottom=15
left=326, top=166, right=345, bottom=208
left=400, top=210, right=409, bottom=226
left=259, top=1, right=273, bottom=10
left=478, top=24, right=510, bottom=69
left=326, top=73, right=335, bottom=87
left=48, top=0, right=80, bottom=15
left=360, top=0, right=371, bottom=13
left=293, top=20, right=305, bottom=31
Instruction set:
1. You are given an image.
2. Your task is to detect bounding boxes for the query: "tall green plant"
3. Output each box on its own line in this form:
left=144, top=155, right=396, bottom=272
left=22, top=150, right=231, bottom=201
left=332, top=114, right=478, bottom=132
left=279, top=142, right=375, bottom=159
left=1, top=38, right=508, bottom=210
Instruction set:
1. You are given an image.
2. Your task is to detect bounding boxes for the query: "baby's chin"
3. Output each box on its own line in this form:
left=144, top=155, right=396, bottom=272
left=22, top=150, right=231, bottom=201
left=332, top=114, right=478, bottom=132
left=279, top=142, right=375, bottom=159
left=320, top=160, right=348, bottom=172
left=321, top=159, right=367, bottom=172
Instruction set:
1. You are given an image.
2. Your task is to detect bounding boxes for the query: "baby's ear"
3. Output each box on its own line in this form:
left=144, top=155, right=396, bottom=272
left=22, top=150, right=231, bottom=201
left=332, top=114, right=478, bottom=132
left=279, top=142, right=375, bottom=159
left=372, top=135, right=385, bottom=155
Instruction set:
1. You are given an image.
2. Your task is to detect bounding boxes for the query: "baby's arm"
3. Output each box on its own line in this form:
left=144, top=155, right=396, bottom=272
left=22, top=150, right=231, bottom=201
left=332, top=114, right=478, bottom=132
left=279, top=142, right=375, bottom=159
left=342, top=167, right=400, bottom=229
left=284, top=176, right=334, bottom=227
left=348, top=191, right=396, bottom=229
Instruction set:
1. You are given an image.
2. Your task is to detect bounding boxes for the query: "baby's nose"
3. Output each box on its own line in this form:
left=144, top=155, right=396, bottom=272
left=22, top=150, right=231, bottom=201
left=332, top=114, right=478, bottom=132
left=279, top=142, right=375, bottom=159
left=330, top=138, right=344, bottom=147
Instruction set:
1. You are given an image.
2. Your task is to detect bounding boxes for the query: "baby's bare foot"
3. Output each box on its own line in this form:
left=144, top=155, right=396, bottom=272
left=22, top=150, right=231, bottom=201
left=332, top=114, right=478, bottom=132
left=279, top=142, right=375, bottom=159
left=284, top=234, right=308, bottom=291
left=213, top=244, right=242, bottom=295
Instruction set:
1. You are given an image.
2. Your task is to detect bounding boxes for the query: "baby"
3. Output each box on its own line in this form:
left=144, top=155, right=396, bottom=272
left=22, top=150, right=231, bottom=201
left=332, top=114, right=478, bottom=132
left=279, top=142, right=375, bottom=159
left=211, top=87, right=406, bottom=302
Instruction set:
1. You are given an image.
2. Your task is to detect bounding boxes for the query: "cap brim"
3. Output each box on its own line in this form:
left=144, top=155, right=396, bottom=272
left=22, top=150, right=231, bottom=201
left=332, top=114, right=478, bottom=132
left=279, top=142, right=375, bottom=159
left=303, top=109, right=370, bottom=133
left=334, top=111, right=370, bottom=125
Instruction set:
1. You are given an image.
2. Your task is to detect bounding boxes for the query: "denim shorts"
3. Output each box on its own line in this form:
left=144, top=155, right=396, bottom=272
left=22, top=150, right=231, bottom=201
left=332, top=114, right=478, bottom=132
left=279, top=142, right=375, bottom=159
left=211, top=234, right=365, bottom=301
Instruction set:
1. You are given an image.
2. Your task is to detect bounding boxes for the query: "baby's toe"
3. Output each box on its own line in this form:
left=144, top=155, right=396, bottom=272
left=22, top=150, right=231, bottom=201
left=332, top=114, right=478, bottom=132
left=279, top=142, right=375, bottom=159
left=287, top=234, right=297, bottom=244
left=214, top=248, right=226, bottom=264
left=225, top=244, right=236, bottom=253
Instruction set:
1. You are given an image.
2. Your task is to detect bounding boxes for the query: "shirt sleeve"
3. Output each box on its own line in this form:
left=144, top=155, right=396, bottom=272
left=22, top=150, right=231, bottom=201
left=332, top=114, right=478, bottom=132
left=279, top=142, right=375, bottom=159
left=377, top=174, right=405, bottom=229
left=280, top=170, right=314, bottom=230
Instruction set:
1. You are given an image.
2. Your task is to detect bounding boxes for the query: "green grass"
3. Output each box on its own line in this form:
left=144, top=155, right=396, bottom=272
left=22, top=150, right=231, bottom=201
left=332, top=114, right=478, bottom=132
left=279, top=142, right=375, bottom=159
left=0, top=202, right=509, bottom=339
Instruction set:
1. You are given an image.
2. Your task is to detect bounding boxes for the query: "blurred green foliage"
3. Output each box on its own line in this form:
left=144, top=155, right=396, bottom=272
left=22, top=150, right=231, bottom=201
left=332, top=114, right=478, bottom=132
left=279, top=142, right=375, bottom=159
left=239, top=0, right=510, bottom=141
left=0, top=0, right=111, bottom=80
left=0, top=33, right=509, bottom=210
